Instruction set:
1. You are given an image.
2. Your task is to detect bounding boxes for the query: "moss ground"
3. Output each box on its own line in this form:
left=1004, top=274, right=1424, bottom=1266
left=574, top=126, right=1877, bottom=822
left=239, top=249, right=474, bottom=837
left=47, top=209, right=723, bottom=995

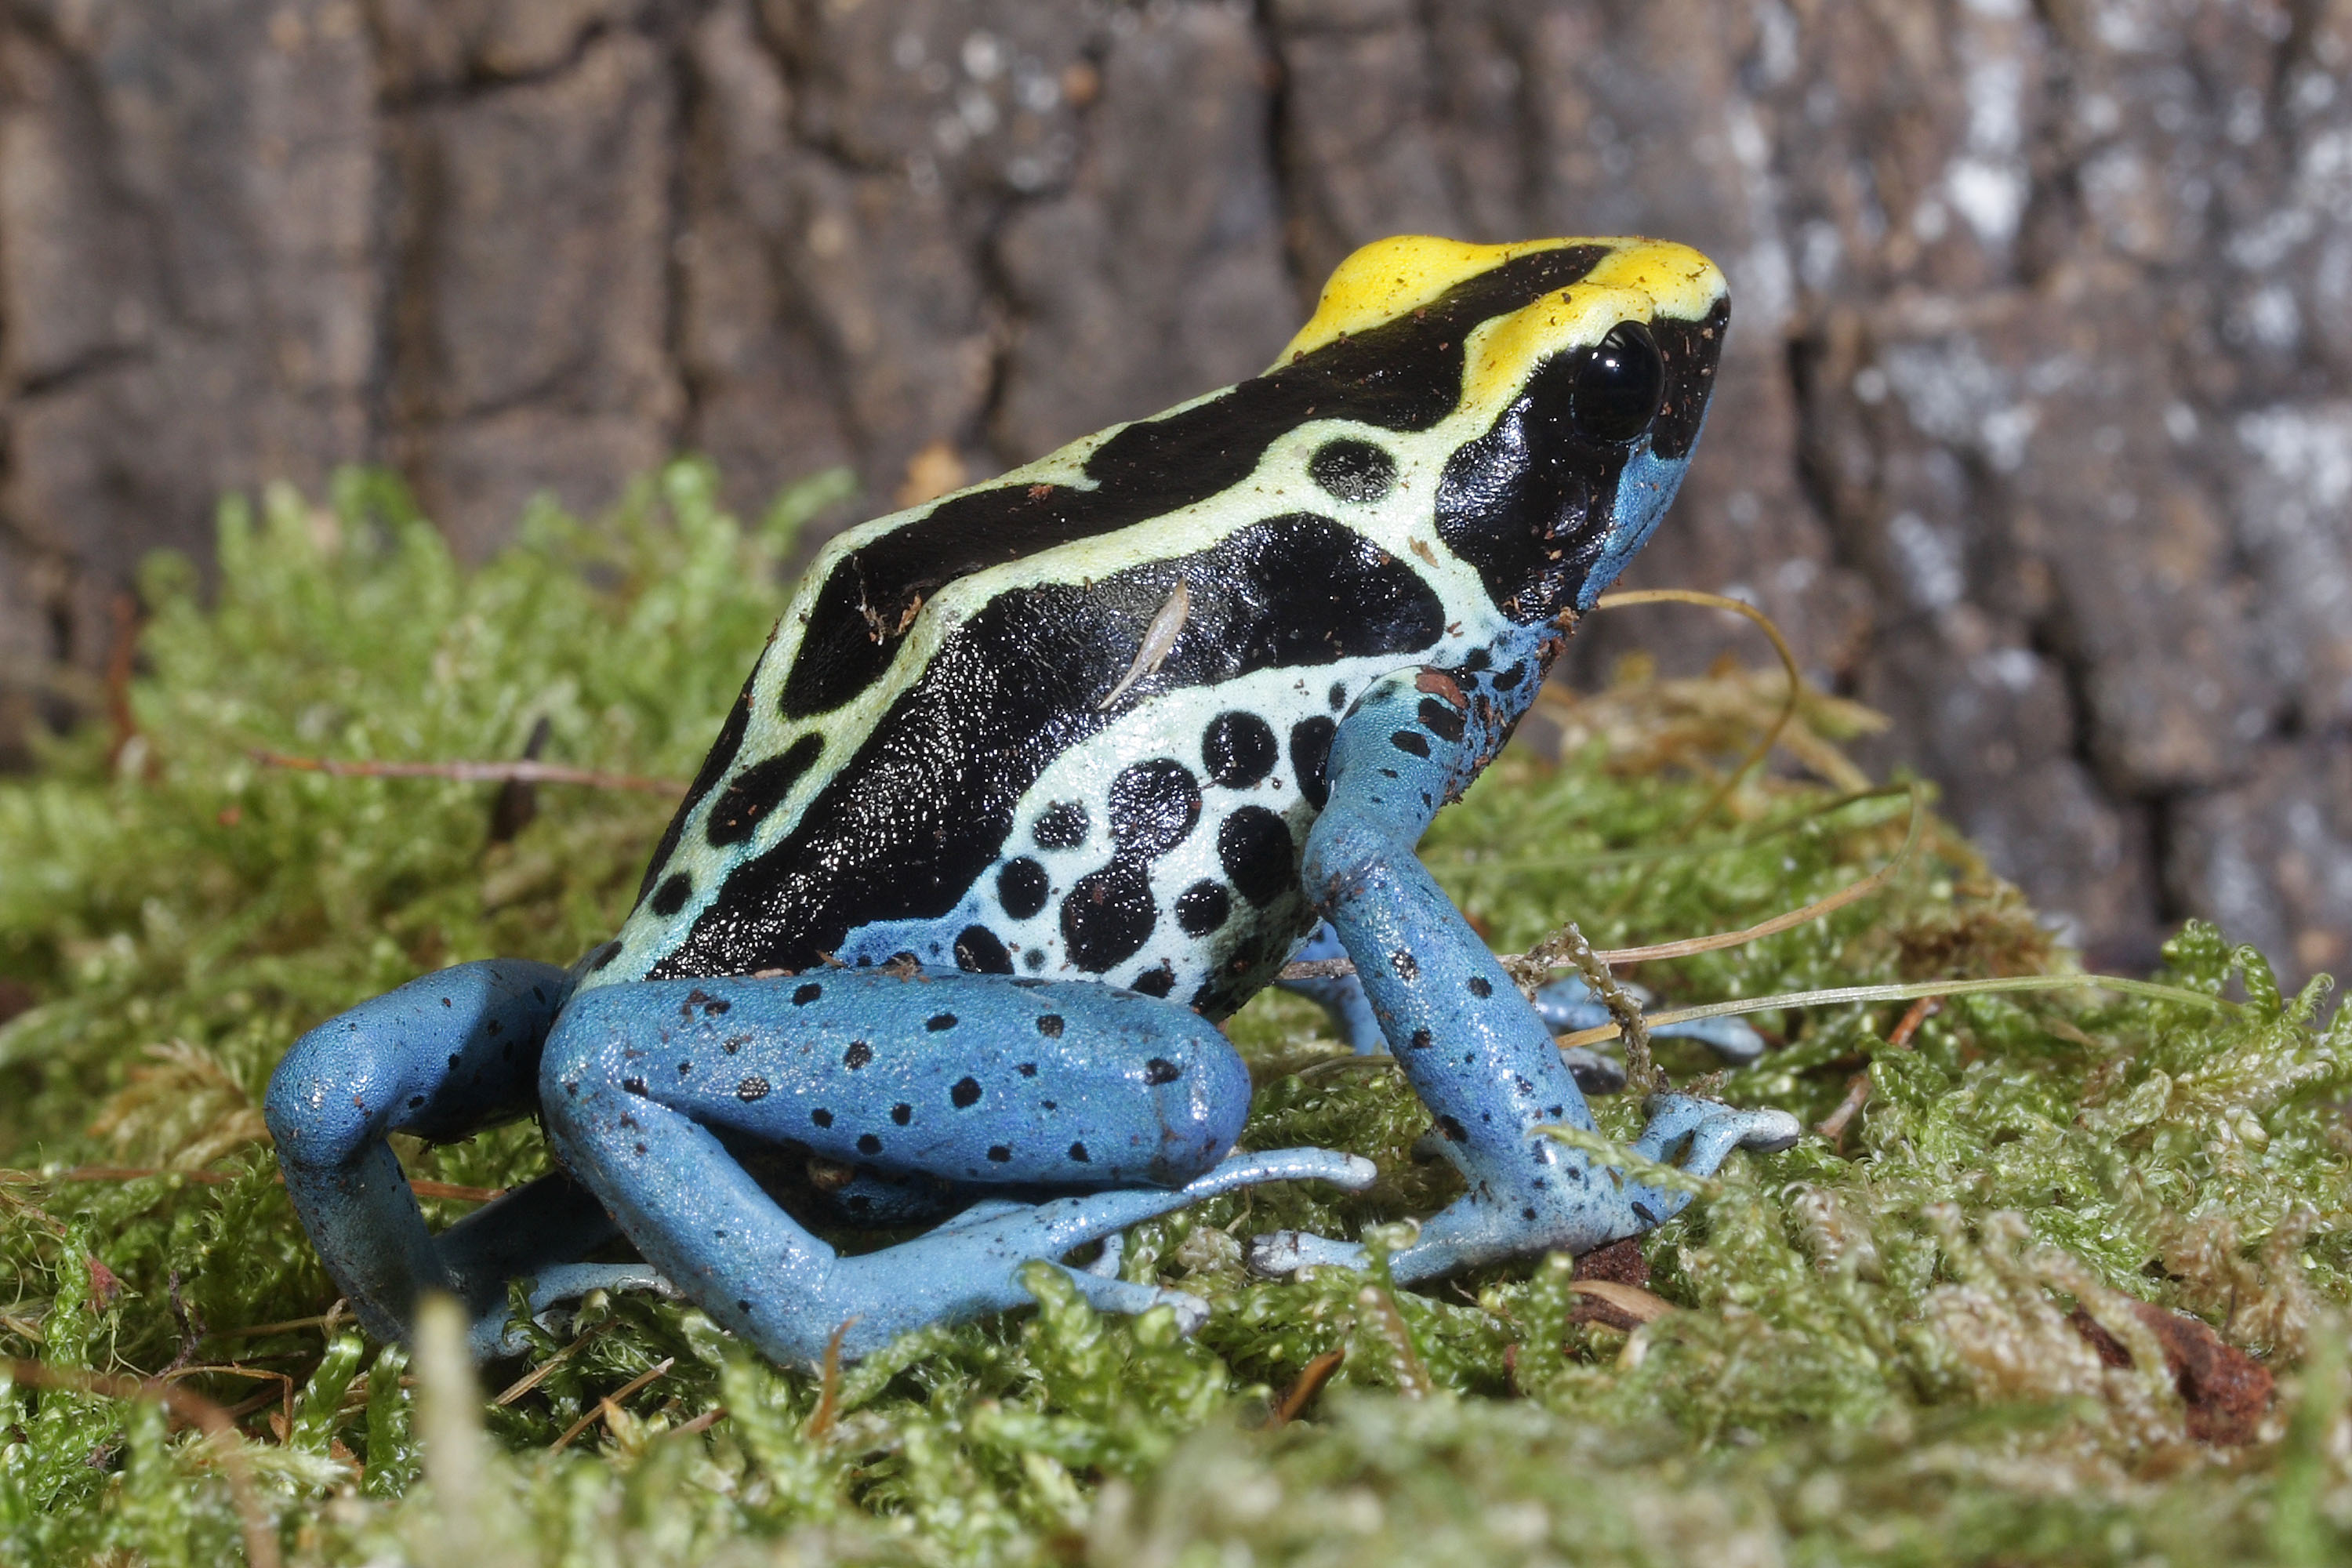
left=2, top=463, right=2349, bottom=1566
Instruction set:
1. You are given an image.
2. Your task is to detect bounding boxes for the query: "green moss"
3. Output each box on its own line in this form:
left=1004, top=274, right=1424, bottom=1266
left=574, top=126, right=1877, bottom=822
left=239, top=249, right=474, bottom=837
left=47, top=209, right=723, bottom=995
left=3, top=463, right=2348, bottom=1565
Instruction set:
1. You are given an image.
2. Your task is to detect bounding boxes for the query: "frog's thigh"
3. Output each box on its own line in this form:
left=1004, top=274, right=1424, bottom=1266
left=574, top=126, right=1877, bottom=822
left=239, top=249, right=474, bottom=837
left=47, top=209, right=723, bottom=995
left=543, top=971, right=1252, bottom=1191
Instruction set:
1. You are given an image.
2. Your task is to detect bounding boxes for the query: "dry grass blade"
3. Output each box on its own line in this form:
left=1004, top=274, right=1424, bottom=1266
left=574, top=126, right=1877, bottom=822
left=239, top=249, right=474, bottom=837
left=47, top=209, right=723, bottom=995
left=1591, top=588, right=1802, bottom=832
left=550, top=1356, right=674, bottom=1452
left=494, top=1324, right=608, bottom=1407
left=4, top=1357, right=281, bottom=1568
left=1817, top=996, right=1941, bottom=1149
left=252, top=749, right=685, bottom=796
left=1587, top=782, right=1924, bottom=966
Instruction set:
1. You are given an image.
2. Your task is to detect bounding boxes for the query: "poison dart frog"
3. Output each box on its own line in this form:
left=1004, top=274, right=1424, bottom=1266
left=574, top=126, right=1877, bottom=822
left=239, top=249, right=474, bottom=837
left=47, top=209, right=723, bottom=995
left=266, top=235, right=1800, bottom=1368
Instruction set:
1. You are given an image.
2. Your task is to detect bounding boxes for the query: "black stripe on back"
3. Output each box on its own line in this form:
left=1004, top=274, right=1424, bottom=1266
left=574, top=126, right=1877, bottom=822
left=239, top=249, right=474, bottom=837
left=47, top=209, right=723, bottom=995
left=779, top=245, right=1609, bottom=719
left=631, top=649, right=765, bottom=906
left=652, top=513, right=1446, bottom=979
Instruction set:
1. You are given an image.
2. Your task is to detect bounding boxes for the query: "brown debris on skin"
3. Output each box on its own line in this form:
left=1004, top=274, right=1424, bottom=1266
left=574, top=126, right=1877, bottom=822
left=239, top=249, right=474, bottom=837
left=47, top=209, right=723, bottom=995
left=2067, top=1302, right=2273, bottom=1445
left=1570, top=1237, right=1653, bottom=1333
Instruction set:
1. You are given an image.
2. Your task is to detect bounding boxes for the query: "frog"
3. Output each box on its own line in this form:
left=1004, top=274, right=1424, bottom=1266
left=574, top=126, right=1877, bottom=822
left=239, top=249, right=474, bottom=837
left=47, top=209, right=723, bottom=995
left=263, top=234, right=1801, bottom=1370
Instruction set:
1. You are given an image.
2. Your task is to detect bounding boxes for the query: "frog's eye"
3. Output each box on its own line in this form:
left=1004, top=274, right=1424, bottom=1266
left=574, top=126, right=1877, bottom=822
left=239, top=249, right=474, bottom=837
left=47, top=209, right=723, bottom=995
left=1569, top=321, right=1664, bottom=443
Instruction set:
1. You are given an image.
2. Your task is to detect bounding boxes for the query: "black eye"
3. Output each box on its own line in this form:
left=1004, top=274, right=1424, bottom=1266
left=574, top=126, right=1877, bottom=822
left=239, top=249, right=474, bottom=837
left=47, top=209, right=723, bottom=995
left=1570, top=321, right=1664, bottom=443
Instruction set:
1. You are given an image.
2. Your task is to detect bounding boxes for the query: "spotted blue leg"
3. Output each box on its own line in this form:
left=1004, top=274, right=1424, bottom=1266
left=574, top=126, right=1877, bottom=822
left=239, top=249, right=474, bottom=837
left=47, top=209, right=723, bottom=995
left=265, top=960, right=668, bottom=1358
left=1251, top=666, right=1798, bottom=1284
left=540, top=969, right=1373, bottom=1367
left=1278, top=924, right=1762, bottom=1094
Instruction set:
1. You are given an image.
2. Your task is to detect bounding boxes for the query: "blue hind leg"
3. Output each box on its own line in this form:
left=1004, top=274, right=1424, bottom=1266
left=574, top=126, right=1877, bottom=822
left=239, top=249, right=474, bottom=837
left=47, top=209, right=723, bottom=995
left=542, top=970, right=1374, bottom=1367
left=1252, top=667, right=1798, bottom=1285
left=265, top=960, right=662, bottom=1356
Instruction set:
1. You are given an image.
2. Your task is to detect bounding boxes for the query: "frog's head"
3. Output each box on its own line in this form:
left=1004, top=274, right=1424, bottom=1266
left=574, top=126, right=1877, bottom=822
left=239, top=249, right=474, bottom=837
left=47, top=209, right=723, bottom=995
left=1274, top=234, right=1729, bottom=626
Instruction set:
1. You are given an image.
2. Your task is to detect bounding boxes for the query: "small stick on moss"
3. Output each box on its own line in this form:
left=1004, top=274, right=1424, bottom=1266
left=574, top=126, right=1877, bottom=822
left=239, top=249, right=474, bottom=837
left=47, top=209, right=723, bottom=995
left=493, top=1324, right=609, bottom=1407
left=252, top=749, right=686, bottom=795
left=1269, top=1346, right=1346, bottom=1426
left=1569, top=1279, right=1677, bottom=1325
left=550, top=1356, right=674, bottom=1452
left=1512, top=921, right=1656, bottom=1097
left=805, top=1316, right=856, bottom=1440
left=1815, top=996, right=1939, bottom=1151
left=667, top=1406, right=728, bottom=1439
left=5, top=1358, right=281, bottom=1568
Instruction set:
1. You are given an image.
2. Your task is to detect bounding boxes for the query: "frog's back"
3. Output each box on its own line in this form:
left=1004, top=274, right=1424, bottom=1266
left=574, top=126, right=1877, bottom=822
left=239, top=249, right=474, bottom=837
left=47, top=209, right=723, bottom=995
left=581, top=236, right=1728, bottom=1014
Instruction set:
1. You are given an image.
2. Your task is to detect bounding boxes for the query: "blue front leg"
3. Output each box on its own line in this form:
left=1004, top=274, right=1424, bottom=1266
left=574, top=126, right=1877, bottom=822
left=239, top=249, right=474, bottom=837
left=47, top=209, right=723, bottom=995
left=1277, top=922, right=1764, bottom=1083
left=1254, top=666, right=1798, bottom=1285
left=266, top=960, right=659, bottom=1355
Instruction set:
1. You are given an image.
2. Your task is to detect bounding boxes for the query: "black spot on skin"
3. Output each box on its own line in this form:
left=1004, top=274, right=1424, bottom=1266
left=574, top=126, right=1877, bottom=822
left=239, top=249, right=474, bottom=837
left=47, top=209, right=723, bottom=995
left=793, top=982, right=822, bottom=1005
left=1068, top=1142, right=1091, bottom=1163
left=812, top=1108, right=832, bottom=1127
left=1328, top=681, right=1347, bottom=711
left=408, top=1094, right=425, bottom=1109
left=1144, top=1058, right=1182, bottom=1085
left=648, top=515, right=1445, bottom=982
left=1218, top=807, right=1294, bottom=906
left=650, top=873, right=693, bottom=916
left=737, top=1076, right=770, bottom=1102
left=1468, top=976, right=1493, bottom=998
left=858, top=1133, right=882, bottom=1155
left=1490, top=661, right=1525, bottom=690
left=953, top=926, right=1013, bottom=975
left=988, top=1145, right=1012, bottom=1163
left=1202, top=711, right=1278, bottom=788
left=1409, top=1028, right=1432, bottom=1050
left=1174, top=880, right=1232, bottom=937
left=892, top=1103, right=913, bottom=1125
left=622, top=1076, right=648, bottom=1097
left=927, top=1012, right=957, bottom=1032
left=1308, top=437, right=1398, bottom=503
left=1437, top=1115, right=1468, bottom=1142
left=1523, top=1206, right=1539, bottom=1221
left=1033, top=802, right=1089, bottom=849
left=1417, top=696, right=1466, bottom=745
left=844, top=1040, right=873, bottom=1069
left=1109, top=759, right=1203, bottom=857
left=1632, top=1202, right=1658, bottom=1225
left=633, top=657, right=761, bottom=905
left=1290, top=717, right=1337, bottom=809
left=737, top=1299, right=753, bottom=1314
left=1391, top=729, right=1431, bottom=759
left=1062, top=862, right=1157, bottom=972
left=706, top=735, right=825, bottom=847
left=1132, top=963, right=1176, bottom=998
left=1391, top=949, right=1419, bottom=982
left=996, top=858, right=1051, bottom=919
left=951, top=1076, right=982, bottom=1109
left=775, top=249, right=1602, bottom=720
left=1035, top=1015, right=1063, bottom=1040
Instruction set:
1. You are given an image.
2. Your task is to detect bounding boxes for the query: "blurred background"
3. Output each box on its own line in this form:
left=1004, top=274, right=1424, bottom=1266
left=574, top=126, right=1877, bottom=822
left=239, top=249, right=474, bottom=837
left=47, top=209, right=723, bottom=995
left=0, top=0, right=2345, bottom=984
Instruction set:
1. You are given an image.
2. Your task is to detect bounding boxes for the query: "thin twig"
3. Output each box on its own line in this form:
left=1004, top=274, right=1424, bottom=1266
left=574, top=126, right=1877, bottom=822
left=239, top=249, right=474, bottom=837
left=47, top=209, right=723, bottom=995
left=666, top=1406, right=728, bottom=1439
left=1269, top=1347, right=1346, bottom=1426
left=4, top=1358, right=281, bottom=1568
left=1815, top=996, right=1940, bottom=1149
left=252, top=749, right=685, bottom=796
left=805, top=1317, right=855, bottom=1440
left=549, top=1357, right=675, bottom=1453
left=493, top=1325, right=608, bottom=1407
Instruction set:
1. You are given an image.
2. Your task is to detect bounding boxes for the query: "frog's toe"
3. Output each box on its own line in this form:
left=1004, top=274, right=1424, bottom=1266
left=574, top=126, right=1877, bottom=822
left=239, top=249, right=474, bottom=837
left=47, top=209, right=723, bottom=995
left=1047, top=1265, right=1211, bottom=1333
left=1245, top=1229, right=1367, bottom=1277
left=1185, top=1146, right=1377, bottom=1199
left=1639, top=1094, right=1803, bottom=1173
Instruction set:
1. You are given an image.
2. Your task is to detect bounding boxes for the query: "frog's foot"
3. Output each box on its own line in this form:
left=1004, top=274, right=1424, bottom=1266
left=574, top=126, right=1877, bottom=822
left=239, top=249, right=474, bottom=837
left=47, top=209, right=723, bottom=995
left=1244, top=1228, right=1366, bottom=1277
left=469, top=1263, right=681, bottom=1360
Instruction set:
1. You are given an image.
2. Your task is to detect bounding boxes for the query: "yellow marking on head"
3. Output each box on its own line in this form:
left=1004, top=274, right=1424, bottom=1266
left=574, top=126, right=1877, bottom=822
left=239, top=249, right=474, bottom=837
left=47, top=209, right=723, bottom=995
left=1271, top=234, right=1728, bottom=427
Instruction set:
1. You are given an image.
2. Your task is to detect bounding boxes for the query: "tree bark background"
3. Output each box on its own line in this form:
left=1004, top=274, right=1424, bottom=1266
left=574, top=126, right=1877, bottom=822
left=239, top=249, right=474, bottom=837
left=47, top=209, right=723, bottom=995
left=2, top=0, right=2347, bottom=984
